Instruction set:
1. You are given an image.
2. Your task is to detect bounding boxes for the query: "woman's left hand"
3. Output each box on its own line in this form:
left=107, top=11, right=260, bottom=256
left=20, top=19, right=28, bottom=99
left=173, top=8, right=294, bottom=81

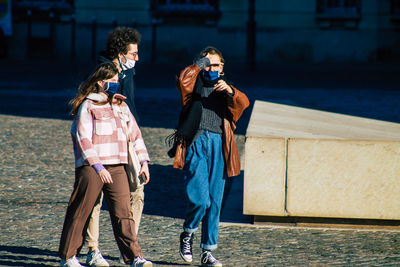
left=139, top=161, right=150, bottom=185
left=214, top=80, right=233, bottom=94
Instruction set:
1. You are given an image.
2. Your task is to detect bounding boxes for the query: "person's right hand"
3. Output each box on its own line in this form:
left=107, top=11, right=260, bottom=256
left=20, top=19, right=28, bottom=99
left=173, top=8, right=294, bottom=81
left=98, top=169, right=113, bottom=184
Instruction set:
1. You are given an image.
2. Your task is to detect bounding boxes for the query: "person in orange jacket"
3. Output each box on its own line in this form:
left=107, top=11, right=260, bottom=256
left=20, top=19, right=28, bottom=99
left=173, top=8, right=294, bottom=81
left=168, top=46, right=249, bottom=266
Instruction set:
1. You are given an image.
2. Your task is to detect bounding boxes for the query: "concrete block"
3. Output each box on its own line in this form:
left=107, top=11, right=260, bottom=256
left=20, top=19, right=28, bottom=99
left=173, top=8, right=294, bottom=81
left=243, top=137, right=286, bottom=216
left=245, top=101, right=400, bottom=141
left=287, top=139, right=400, bottom=220
left=244, top=100, right=400, bottom=220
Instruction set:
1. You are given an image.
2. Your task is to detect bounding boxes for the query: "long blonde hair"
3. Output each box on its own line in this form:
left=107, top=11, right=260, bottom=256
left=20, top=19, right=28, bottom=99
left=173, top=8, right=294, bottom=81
left=69, top=62, right=118, bottom=116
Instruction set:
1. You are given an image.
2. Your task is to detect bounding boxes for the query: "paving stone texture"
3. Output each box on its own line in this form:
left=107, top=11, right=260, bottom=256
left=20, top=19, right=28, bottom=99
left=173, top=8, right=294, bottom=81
left=1, top=60, right=400, bottom=266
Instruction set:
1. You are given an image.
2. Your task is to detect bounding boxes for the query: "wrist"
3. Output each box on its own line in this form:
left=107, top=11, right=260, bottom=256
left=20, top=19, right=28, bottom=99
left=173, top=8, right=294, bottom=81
left=92, top=163, right=105, bottom=173
left=226, top=86, right=234, bottom=96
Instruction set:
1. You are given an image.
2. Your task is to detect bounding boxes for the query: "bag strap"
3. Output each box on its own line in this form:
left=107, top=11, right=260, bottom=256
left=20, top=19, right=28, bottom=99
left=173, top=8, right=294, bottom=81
left=117, top=105, right=131, bottom=143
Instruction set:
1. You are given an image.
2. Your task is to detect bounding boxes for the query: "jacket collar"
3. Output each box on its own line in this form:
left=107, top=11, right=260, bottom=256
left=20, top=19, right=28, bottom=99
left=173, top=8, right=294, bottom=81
left=87, top=93, right=107, bottom=102
left=86, top=92, right=127, bottom=103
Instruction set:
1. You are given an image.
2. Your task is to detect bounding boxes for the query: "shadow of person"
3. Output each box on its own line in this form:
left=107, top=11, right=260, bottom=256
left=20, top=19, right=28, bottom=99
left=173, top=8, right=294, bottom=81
left=144, top=164, right=252, bottom=223
left=143, top=164, right=186, bottom=219
left=221, top=170, right=252, bottom=223
left=0, top=245, right=58, bottom=266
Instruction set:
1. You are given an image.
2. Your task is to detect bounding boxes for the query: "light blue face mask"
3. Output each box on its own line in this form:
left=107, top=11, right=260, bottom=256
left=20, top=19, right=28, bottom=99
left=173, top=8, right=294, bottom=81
left=104, top=81, right=120, bottom=96
left=202, top=70, right=220, bottom=81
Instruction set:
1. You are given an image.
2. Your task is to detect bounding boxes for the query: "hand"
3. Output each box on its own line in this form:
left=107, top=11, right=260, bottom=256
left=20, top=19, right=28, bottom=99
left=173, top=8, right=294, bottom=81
left=98, top=169, right=113, bottom=184
left=195, top=57, right=211, bottom=70
left=139, top=161, right=150, bottom=185
left=214, top=80, right=233, bottom=94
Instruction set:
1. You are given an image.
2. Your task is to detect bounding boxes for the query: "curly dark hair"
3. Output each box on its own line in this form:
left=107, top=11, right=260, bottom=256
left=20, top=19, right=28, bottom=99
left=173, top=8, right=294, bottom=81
left=105, top=27, right=141, bottom=59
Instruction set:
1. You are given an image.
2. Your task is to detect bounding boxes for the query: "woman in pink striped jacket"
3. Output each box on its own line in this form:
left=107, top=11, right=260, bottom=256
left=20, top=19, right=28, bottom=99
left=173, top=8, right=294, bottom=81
left=58, top=62, right=152, bottom=267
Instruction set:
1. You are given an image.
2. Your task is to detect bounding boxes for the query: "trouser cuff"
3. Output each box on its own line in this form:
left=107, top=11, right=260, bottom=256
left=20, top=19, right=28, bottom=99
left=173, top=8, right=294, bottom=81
left=183, top=227, right=198, bottom=234
left=200, top=243, right=217, bottom=250
left=85, top=241, right=98, bottom=248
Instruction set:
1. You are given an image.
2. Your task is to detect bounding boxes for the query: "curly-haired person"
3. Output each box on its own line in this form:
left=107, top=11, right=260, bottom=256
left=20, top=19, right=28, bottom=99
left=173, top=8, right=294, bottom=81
left=100, top=26, right=141, bottom=122
left=83, top=27, right=146, bottom=267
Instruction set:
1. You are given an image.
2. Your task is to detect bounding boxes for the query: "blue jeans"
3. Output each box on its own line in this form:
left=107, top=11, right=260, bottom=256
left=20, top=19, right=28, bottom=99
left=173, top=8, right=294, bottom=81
left=183, top=130, right=225, bottom=250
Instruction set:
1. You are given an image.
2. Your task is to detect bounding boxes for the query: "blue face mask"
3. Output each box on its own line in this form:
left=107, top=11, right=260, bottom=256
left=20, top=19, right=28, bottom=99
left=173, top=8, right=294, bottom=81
left=104, top=81, right=120, bottom=96
left=202, top=70, right=220, bottom=81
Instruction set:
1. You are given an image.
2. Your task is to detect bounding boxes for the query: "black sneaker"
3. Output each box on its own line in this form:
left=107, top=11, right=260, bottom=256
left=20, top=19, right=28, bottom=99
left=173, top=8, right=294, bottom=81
left=179, top=231, right=194, bottom=263
left=200, top=251, right=222, bottom=267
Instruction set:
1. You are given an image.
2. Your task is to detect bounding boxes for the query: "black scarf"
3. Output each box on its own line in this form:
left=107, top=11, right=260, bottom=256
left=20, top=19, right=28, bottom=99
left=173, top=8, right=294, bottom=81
left=166, top=73, right=224, bottom=158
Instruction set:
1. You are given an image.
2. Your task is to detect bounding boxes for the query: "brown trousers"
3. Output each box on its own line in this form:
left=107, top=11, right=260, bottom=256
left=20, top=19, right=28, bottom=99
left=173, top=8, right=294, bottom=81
left=59, top=165, right=142, bottom=263
left=86, top=185, right=144, bottom=247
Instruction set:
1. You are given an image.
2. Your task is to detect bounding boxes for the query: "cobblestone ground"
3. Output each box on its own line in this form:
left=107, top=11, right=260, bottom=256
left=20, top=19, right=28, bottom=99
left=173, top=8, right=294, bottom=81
left=1, top=60, right=400, bottom=266
left=2, top=114, right=400, bottom=266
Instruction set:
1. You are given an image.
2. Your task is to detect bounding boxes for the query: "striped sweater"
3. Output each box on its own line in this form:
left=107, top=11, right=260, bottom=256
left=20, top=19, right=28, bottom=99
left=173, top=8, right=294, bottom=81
left=71, top=93, right=149, bottom=169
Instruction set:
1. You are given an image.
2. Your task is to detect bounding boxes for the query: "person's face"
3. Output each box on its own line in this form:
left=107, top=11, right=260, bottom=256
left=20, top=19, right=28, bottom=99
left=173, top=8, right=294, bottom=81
left=97, top=73, right=119, bottom=89
left=204, top=53, right=223, bottom=72
left=119, top=43, right=139, bottom=63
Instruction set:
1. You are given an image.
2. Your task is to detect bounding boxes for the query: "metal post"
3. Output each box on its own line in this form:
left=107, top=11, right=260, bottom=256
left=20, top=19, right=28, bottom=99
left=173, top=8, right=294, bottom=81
left=71, top=15, right=76, bottom=60
left=27, top=9, right=32, bottom=58
left=91, top=16, right=97, bottom=62
left=247, top=0, right=256, bottom=71
left=151, top=19, right=157, bottom=63
left=49, top=11, right=55, bottom=57
left=132, top=19, right=137, bottom=29
left=112, top=17, right=117, bottom=28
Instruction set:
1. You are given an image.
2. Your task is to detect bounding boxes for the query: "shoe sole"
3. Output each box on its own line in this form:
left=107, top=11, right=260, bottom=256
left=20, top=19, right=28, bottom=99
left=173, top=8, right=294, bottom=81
left=179, top=251, right=193, bottom=263
left=87, top=262, right=109, bottom=267
left=87, top=259, right=109, bottom=266
left=132, top=261, right=152, bottom=267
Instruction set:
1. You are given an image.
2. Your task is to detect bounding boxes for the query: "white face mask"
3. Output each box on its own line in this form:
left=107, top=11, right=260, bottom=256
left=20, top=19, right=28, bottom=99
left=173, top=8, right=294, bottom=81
left=119, top=55, right=136, bottom=70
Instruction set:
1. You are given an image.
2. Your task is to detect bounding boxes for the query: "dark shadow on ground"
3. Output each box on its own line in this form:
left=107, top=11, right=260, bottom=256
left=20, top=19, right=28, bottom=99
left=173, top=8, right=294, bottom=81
left=0, top=246, right=190, bottom=267
left=221, top=171, right=253, bottom=223
left=0, top=246, right=58, bottom=266
left=2, top=88, right=400, bottom=137
left=143, top=164, right=252, bottom=223
left=1, top=84, right=400, bottom=138
left=100, top=255, right=190, bottom=266
left=1, top=60, right=400, bottom=131
left=143, top=260, right=190, bottom=266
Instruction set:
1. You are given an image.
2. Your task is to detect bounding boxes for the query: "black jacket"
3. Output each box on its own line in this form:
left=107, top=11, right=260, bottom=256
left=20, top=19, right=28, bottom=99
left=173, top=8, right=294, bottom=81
left=98, top=52, right=140, bottom=123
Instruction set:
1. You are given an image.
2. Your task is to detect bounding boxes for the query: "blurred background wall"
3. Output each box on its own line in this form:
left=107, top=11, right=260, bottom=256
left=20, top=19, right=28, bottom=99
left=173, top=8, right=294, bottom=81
left=1, top=0, right=400, bottom=65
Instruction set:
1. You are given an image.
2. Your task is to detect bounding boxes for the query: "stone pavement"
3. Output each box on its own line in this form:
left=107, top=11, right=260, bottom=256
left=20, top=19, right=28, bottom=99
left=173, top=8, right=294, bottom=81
left=1, top=59, right=400, bottom=266
left=2, top=114, right=400, bottom=266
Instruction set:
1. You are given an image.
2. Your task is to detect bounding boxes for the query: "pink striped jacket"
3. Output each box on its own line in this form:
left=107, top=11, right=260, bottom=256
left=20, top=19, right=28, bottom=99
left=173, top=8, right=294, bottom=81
left=71, top=93, right=149, bottom=168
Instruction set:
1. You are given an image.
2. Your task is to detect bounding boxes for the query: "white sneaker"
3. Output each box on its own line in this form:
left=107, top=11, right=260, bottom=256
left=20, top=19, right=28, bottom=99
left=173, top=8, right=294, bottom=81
left=60, top=256, right=83, bottom=267
left=200, top=251, right=222, bottom=267
left=119, top=253, right=125, bottom=264
left=131, top=257, right=153, bottom=267
left=86, top=249, right=109, bottom=267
